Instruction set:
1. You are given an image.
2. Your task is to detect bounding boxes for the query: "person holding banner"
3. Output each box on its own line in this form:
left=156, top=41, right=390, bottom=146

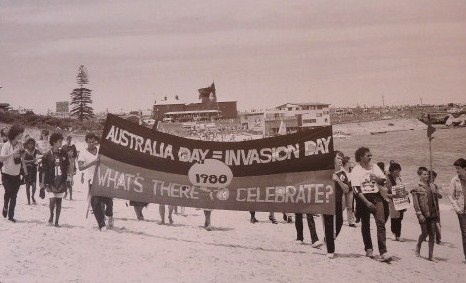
left=385, top=161, right=409, bottom=242
left=323, top=151, right=346, bottom=258
left=249, top=211, right=278, bottom=224
left=351, top=147, right=392, bottom=262
left=411, top=167, right=441, bottom=261
left=78, top=132, right=113, bottom=231
left=159, top=204, right=175, bottom=225
left=448, top=158, right=466, bottom=262
left=294, top=212, right=321, bottom=247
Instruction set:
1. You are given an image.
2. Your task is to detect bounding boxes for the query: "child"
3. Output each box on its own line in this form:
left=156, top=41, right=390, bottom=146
left=411, top=167, right=441, bottom=261
left=429, top=170, right=442, bottom=244
left=23, top=138, right=40, bottom=205
left=386, top=161, right=408, bottom=241
left=40, top=133, right=71, bottom=227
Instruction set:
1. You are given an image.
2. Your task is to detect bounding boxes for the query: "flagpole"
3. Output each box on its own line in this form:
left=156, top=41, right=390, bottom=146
left=429, top=137, right=433, bottom=183
left=426, top=117, right=436, bottom=183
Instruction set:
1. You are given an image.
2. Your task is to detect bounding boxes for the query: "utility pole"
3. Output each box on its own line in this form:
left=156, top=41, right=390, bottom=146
left=382, top=95, right=385, bottom=107
left=420, top=97, right=423, bottom=106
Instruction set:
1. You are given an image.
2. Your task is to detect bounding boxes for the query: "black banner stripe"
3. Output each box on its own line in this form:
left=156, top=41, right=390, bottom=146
left=99, top=114, right=335, bottom=177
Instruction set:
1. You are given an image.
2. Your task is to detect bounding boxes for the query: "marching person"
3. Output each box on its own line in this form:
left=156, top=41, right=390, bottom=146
left=411, top=167, right=441, bottom=261
left=159, top=204, right=175, bottom=225
left=23, top=138, right=40, bottom=205
left=129, top=201, right=148, bottom=220
left=323, top=151, right=346, bottom=258
left=0, top=124, right=25, bottom=222
left=449, top=158, right=466, bottom=262
left=62, top=136, right=77, bottom=200
left=204, top=209, right=213, bottom=231
left=37, top=129, right=50, bottom=199
left=385, top=161, right=408, bottom=242
left=40, top=132, right=71, bottom=227
left=249, top=211, right=278, bottom=224
left=78, top=132, right=113, bottom=231
left=294, top=212, right=322, bottom=248
left=429, top=170, right=442, bottom=244
left=351, top=147, right=392, bottom=262
left=341, top=156, right=356, bottom=227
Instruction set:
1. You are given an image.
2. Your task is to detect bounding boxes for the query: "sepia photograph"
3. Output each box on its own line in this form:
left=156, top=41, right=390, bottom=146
left=0, top=1, right=465, bottom=282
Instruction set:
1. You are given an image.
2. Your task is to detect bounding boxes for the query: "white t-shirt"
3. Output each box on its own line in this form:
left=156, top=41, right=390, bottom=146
left=350, top=164, right=386, bottom=194
left=78, top=147, right=99, bottom=184
left=1, top=141, right=22, bottom=176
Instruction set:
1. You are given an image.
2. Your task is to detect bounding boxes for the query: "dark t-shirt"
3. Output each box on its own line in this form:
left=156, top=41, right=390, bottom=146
left=334, top=170, right=349, bottom=205
left=42, top=149, right=69, bottom=191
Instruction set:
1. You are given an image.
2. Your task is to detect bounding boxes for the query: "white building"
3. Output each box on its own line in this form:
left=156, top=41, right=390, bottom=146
left=240, top=102, right=331, bottom=135
left=275, top=102, right=331, bottom=127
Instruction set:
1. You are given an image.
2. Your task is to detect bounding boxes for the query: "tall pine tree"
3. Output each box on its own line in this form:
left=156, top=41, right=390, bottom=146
left=70, top=65, right=94, bottom=121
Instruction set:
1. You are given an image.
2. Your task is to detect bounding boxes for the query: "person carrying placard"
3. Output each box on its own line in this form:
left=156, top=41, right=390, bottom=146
left=385, top=161, right=409, bottom=242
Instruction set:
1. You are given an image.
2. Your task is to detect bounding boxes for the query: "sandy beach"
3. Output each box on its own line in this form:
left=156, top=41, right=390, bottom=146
left=0, top=175, right=465, bottom=283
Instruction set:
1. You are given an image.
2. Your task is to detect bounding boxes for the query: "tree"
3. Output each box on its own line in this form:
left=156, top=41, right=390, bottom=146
left=70, top=65, right=94, bottom=121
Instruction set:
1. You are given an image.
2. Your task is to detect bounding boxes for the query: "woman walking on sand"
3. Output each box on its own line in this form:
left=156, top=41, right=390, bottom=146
left=0, top=124, right=25, bottom=222
left=322, top=151, right=346, bottom=258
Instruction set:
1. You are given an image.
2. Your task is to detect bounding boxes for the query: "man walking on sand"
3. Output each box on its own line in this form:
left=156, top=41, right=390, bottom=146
left=351, top=147, right=392, bottom=262
left=449, top=158, right=466, bottom=263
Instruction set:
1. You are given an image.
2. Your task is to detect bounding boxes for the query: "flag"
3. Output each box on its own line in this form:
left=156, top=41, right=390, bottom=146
left=198, top=82, right=216, bottom=100
left=427, top=123, right=436, bottom=139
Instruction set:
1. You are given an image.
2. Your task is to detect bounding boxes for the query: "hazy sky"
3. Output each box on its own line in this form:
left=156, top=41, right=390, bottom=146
left=1, top=0, right=465, bottom=114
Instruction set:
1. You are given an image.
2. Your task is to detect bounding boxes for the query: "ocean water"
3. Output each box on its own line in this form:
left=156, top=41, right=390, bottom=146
left=334, top=127, right=466, bottom=192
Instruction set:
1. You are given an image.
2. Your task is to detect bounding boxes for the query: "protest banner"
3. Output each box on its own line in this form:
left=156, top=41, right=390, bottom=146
left=392, top=187, right=410, bottom=211
left=91, top=114, right=336, bottom=214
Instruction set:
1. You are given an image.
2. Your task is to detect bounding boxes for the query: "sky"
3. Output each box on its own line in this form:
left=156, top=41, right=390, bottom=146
left=1, top=0, right=466, bottom=114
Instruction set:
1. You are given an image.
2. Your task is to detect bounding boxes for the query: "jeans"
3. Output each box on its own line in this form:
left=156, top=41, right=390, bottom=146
left=295, top=213, right=319, bottom=243
left=458, top=213, right=466, bottom=260
left=359, top=194, right=387, bottom=255
left=2, top=173, right=21, bottom=219
left=323, top=214, right=335, bottom=253
left=344, top=191, right=355, bottom=225
left=390, top=210, right=404, bottom=238
left=91, top=195, right=113, bottom=229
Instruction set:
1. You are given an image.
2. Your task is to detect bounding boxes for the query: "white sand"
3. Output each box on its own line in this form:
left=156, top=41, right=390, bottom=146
left=1, top=176, right=465, bottom=283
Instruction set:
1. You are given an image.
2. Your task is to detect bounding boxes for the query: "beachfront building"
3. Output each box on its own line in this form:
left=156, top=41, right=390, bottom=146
left=152, top=92, right=237, bottom=123
left=240, top=102, right=331, bottom=136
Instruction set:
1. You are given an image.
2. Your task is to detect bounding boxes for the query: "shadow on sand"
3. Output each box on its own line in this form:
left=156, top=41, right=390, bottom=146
left=110, top=226, right=306, bottom=254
